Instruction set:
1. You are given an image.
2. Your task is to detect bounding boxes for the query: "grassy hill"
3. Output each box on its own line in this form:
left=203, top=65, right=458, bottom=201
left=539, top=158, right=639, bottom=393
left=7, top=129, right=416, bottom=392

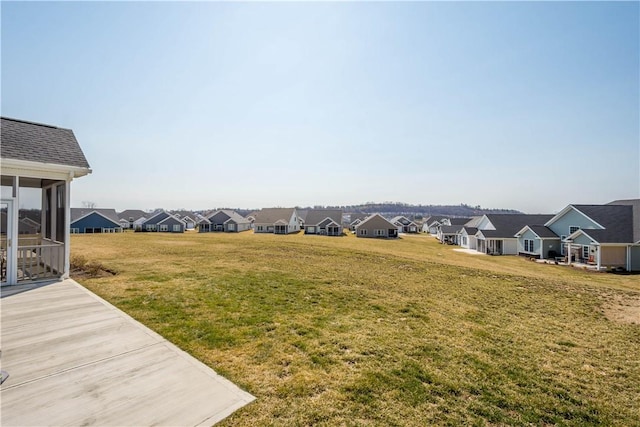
left=71, top=231, right=639, bottom=426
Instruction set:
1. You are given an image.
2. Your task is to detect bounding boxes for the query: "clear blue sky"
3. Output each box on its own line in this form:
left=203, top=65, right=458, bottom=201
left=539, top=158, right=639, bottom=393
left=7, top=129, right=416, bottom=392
left=2, top=1, right=638, bottom=213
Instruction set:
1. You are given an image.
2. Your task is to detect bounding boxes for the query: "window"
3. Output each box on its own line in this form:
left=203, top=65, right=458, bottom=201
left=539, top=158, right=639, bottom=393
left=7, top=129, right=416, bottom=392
left=359, top=229, right=367, bottom=236
left=159, top=224, right=169, bottom=232
left=257, top=225, right=263, bottom=232
left=307, top=226, right=315, bottom=233
left=462, top=236, right=467, bottom=246
left=71, top=228, right=79, bottom=234
left=560, top=235, right=567, bottom=255
left=146, top=224, right=156, bottom=231
left=173, top=224, right=181, bottom=232
left=374, top=229, right=385, bottom=236
left=227, top=223, right=236, bottom=231
left=524, top=239, right=534, bottom=252
left=582, top=246, right=589, bottom=259
left=569, top=226, right=580, bottom=235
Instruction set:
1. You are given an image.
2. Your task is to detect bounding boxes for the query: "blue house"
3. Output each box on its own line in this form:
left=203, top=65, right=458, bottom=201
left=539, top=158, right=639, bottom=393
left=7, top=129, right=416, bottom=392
left=70, top=208, right=122, bottom=234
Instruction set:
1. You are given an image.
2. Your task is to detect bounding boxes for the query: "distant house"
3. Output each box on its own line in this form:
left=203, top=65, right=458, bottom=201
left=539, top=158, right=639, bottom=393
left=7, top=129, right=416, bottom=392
left=355, top=214, right=399, bottom=238
left=303, top=209, right=343, bottom=236
left=348, top=213, right=369, bottom=232
left=253, top=208, right=300, bottom=234
left=390, top=216, right=419, bottom=233
left=474, top=214, right=553, bottom=255
left=70, top=208, right=123, bottom=234
left=139, top=210, right=186, bottom=233
left=437, top=225, right=462, bottom=245
left=198, top=210, right=251, bottom=233
left=171, top=210, right=197, bottom=230
left=515, top=201, right=640, bottom=271
left=117, top=209, right=147, bottom=230
left=425, top=217, right=448, bottom=235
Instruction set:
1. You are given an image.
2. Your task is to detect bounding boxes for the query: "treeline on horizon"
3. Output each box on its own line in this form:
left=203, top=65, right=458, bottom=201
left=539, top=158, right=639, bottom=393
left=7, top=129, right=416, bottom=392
left=231, top=202, right=522, bottom=220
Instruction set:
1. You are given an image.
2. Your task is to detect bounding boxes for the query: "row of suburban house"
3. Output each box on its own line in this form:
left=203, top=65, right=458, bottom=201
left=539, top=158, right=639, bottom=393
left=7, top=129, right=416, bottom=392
left=66, top=199, right=640, bottom=272
left=69, top=207, right=408, bottom=238
left=422, top=200, right=640, bottom=272
left=4, top=116, right=637, bottom=287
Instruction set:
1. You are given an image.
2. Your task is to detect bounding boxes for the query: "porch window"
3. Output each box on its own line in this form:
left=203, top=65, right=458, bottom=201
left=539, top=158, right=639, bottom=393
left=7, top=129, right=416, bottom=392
left=146, top=224, right=156, bottom=231
left=359, top=229, right=367, bottom=236
left=307, top=226, right=315, bottom=233
left=173, top=224, right=181, bottom=232
left=582, top=245, right=589, bottom=260
left=159, top=224, right=169, bottom=232
left=524, top=239, right=534, bottom=252
left=374, top=229, right=385, bottom=236
left=227, top=223, right=236, bottom=231
left=560, top=235, right=567, bottom=255
left=71, top=228, right=79, bottom=234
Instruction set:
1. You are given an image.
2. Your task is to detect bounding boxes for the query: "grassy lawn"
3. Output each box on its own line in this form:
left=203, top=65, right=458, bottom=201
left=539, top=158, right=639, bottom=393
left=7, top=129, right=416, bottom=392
left=71, top=231, right=640, bottom=426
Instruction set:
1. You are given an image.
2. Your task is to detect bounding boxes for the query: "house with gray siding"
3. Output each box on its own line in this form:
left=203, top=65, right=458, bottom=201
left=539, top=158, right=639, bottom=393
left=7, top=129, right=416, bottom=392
left=304, top=209, right=343, bottom=236
left=253, top=208, right=300, bottom=234
left=474, top=214, right=553, bottom=255
left=117, top=209, right=147, bottom=230
left=70, top=208, right=123, bottom=233
left=199, top=210, right=251, bottom=233
left=355, top=214, right=398, bottom=238
left=390, top=216, right=419, bottom=233
left=139, top=210, right=186, bottom=233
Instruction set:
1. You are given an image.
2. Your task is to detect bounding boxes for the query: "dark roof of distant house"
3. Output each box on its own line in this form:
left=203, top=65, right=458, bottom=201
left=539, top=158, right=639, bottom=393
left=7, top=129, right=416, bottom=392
left=117, top=210, right=148, bottom=221
left=607, top=199, right=640, bottom=243
left=526, top=225, right=559, bottom=238
left=209, top=209, right=250, bottom=224
left=1, top=117, right=90, bottom=169
left=71, top=208, right=120, bottom=225
left=253, top=208, right=297, bottom=224
left=440, top=225, right=461, bottom=233
left=483, top=214, right=554, bottom=238
left=304, top=209, right=343, bottom=226
left=571, top=204, right=634, bottom=243
left=461, top=227, right=478, bottom=235
left=171, top=210, right=197, bottom=220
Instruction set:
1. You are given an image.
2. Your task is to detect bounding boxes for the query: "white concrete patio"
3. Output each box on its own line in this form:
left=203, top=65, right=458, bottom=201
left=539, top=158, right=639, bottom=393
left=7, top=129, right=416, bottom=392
left=0, top=279, right=254, bottom=426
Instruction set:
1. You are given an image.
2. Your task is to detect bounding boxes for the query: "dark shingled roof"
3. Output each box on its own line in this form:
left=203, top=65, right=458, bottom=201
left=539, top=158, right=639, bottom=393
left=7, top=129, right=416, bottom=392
left=253, top=208, right=297, bottom=224
left=440, top=225, right=462, bottom=234
left=482, top=214, right=554, bottom=238
left=607, top=199, right=640, bottom=243
left=1, top=117, right=90, bottom=169
left=448, top=217, right=472, bottom=226
left=571, top=204, right=634, bottom=243
left=117, top=210, right=148, bottom=221
left=304, top=209, right=343, bottom=226
left=527, top=225, right=559, bottom=238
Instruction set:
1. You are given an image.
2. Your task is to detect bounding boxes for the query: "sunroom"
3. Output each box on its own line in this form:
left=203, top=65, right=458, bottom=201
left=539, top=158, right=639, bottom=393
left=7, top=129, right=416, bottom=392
left=1, top=117, right=91, bottom=286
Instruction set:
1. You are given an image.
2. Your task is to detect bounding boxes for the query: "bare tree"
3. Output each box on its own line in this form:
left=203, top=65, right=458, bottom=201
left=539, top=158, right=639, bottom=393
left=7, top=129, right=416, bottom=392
left=82, top=201, right=96, bottom=209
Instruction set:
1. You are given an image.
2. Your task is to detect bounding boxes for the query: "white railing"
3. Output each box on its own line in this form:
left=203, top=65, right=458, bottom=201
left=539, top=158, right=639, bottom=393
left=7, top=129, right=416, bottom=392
left=17, top=241, right=64, bottom=282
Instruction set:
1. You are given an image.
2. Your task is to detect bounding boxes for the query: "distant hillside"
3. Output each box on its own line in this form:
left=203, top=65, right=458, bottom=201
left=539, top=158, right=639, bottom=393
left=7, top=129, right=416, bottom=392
left=301, top=202, right=522, bottom=220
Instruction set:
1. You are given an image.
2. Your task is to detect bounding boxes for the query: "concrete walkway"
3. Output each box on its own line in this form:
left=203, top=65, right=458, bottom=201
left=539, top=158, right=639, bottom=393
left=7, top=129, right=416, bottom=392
left=1, top=279, right=254, bottom=426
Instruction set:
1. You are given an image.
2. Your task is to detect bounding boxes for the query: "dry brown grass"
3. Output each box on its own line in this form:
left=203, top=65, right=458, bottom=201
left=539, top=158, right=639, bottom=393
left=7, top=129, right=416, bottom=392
left=71, top=231, right=640, bottom=426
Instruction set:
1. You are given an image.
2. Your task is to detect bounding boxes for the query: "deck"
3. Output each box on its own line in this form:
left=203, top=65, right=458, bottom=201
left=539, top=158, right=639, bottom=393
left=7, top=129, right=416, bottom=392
left=0, top=279, right=254, bottom=426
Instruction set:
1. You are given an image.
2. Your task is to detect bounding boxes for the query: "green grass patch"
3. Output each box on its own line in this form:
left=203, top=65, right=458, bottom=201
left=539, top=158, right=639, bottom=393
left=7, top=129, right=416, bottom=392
left=72, top=232, right=640, bottom=426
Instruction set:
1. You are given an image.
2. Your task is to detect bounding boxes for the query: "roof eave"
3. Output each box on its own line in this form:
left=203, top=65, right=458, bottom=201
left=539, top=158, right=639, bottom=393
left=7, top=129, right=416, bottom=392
left=1, top=158, right=92, bottom=179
